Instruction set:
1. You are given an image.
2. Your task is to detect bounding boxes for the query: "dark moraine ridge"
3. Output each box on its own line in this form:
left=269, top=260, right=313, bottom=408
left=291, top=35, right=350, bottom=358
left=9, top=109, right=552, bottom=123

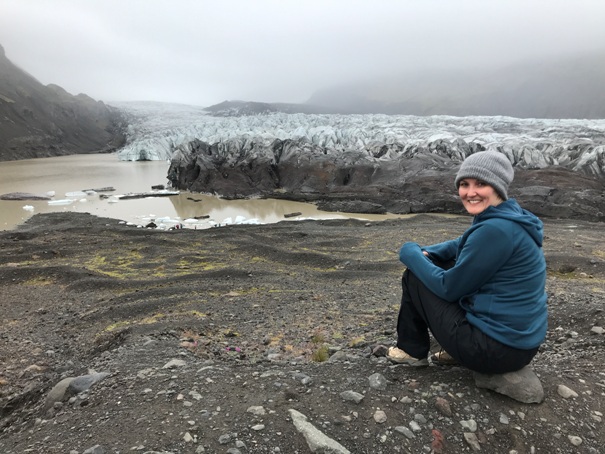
left=167, top=137, right=605, bottom=222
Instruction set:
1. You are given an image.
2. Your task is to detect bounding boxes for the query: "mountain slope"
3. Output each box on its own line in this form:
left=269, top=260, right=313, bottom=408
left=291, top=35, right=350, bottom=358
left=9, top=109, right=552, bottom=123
left=0, top=44, right=126, bottom=161
left=307, top=52, right=605, bottom=119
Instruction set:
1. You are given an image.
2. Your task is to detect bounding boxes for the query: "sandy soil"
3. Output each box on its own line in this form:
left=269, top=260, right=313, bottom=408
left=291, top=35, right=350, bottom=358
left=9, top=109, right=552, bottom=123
left=0, top=212, right=604, bottom=453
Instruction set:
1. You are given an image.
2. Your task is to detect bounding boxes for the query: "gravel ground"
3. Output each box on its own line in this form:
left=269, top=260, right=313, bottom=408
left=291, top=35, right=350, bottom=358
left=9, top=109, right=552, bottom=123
left=0, top=212, right=604, bottom=454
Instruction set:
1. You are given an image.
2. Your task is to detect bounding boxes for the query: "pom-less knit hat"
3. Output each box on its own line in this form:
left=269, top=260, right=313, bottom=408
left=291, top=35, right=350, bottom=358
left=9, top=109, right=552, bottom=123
left=454, top=151, right=514, bottom=200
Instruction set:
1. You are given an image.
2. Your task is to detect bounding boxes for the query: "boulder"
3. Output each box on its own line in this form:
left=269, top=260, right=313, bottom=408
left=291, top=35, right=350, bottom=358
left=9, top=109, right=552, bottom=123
left=473, top=366, right=544, bottom=404
left=289, top=409, right=351, bottom=453
left=44, top=372, right=110, bottom=411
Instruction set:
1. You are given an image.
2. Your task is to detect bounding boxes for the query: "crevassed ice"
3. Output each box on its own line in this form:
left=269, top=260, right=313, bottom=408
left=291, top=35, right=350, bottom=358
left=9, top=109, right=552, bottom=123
left=112, top=102, right=605, bottom=176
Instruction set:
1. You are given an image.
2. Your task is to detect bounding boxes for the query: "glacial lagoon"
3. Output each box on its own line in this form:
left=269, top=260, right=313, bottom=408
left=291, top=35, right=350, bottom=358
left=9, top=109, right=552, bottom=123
left=0, top=153, right=405, bottom=231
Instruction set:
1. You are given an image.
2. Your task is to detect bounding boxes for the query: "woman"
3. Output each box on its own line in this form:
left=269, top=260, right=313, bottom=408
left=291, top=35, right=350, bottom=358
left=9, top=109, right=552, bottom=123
left=388, top=150, right=548, bottom=374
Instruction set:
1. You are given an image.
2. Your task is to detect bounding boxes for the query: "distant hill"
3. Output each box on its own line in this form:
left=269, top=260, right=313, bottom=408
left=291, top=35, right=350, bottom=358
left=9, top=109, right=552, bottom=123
left=203, top=100, right=340, bottom=116
left=204, top=51, right=605, bottom=119
left=306, top=52, right=605, bottom=119
left=0, top=44, right=125, bottom=161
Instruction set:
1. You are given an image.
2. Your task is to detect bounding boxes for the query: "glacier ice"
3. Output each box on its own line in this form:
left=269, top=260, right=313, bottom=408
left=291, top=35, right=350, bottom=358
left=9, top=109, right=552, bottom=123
left=112, top=102, right=605, bottom=177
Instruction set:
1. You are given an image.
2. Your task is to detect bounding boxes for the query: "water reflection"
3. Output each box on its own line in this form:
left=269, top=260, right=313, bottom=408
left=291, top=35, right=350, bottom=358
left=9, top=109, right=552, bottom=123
left=0, top=153, right=404, bottom=231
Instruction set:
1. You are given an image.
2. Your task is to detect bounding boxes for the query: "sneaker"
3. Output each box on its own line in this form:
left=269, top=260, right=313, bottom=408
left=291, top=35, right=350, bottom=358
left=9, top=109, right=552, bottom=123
left=430, top=349, right=458, bottom=366
left=387, top=347, right=429, bottom=367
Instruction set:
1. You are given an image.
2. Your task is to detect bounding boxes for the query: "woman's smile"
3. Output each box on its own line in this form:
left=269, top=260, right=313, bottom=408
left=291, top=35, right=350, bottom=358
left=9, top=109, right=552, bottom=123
left=458, top=178, right=503, bottom=215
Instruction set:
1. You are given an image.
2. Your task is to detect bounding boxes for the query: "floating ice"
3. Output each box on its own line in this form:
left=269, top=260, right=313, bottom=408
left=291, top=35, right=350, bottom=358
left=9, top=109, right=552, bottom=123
left=22, top=205, right=34, bottom=212
left=48, top=199, right=74, bottom=206
left=65, top=191, right=87, bottom=197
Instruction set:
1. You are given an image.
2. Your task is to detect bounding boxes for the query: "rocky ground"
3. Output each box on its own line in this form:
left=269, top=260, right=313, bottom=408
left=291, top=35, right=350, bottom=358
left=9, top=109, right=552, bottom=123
left=0, top=211, right=604, bottom=454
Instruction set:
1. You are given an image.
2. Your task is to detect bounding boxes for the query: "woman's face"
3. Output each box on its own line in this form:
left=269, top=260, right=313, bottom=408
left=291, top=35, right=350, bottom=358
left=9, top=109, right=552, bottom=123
left=458, top=178, right=503, bottom=215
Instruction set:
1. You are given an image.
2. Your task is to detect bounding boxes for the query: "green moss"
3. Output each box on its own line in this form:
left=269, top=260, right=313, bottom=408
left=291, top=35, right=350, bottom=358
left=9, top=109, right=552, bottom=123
left=103, top=309, right=207, bottom=333
left=311, top=345, right=329, bottom=362
left=311, top=333, right=326, bottom=344
left=104, top=320, right=131, bottom=332
left=175, top=258, right=224, bottom=271
left=21, top=277, right=53, bottom=286
left=349, top=335, right=366, bottom=348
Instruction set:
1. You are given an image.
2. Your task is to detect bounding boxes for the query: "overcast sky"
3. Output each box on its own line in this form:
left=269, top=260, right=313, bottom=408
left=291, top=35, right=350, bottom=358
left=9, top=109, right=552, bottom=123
left=1, top=0, right=604, bottom=107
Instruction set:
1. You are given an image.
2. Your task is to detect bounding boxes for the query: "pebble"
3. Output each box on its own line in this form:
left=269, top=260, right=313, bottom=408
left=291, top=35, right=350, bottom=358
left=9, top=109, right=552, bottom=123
left=464, top=432, right=481, bottom=451
left=340, top=390, right=364, bottom=404
left=557, top=384, right=578, bottom=399
left=409, top=421, right=422, bottom=432
left=189, top=390, right=202, bottom=400
left=247, top=405, right=266, bottom=415
left=435, top=397, right=452, bottom=416
left=394, top=426, right=415, bottom=439
left=568, top=435, right=583, bottom=446
left=373, top=410, right=387, bottom=423
left=251, top=424, right=265, bottom=431
left=368, top=373, right=387, bottom=390
left=82, top=446, right=105, bottom=454
left=460, top=419, right=478, bottom=432
left=590, top=326, right=604, bottom=334
left=414, top=413, right=427, bottom=424
left=218, top=433, right=233, bottom=444
left=162, top=359, right=186, bottom=369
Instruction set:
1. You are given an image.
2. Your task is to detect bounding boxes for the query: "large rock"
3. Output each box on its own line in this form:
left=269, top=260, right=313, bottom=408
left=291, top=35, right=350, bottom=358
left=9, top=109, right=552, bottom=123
left=474, top=366, right=544, bottom=404
left=43, top=372, right=110, bottom=411
left=0, top=44, right=126, bottom=161
left=289, top=409, right=351, bottom=453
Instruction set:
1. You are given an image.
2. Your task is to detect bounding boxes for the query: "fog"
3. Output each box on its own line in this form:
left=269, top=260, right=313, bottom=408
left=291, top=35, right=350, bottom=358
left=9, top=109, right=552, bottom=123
left=1, top=0, right=604, bottom=107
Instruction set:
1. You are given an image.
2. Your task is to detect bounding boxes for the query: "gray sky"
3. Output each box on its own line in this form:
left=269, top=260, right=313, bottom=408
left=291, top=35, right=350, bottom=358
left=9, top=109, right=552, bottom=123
left=1, top=0, right=604, bottom=107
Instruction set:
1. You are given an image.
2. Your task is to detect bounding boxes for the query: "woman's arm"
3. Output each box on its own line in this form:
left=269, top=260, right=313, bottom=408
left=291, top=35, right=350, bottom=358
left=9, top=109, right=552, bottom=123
left=421, top=238, right=461, bottom=262
left=400, top=223, right=514, bottom=301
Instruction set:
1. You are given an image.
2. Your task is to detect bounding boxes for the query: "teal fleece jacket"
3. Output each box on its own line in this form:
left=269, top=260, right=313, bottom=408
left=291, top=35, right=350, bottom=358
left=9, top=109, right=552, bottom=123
left=399, top=199, right=548, bottom=349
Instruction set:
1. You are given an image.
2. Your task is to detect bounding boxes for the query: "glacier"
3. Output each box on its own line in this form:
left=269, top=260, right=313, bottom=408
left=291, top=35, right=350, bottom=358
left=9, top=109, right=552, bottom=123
left=113, top=101, right=605, bottom=177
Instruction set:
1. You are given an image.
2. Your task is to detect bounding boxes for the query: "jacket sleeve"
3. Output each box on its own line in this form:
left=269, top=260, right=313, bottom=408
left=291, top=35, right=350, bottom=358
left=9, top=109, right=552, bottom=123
left=422, top=238, right=461, bottom=262
left=399, top=223, right=514, bottom=301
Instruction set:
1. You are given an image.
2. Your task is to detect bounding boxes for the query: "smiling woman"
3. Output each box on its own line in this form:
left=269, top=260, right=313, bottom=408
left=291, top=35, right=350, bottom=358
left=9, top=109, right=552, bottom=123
left=455, top=150, right=515, bottom=216
left=391, top=150, right=548, bottom=376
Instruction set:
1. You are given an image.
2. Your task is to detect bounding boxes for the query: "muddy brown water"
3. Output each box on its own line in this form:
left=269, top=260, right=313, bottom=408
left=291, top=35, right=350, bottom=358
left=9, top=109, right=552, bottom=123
left=0, top=153, right=408, bottom=231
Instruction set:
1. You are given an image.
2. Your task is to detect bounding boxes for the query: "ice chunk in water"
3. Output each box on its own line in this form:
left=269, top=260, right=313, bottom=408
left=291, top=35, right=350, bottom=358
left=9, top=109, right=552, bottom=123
left=48, top=199, right=74, bottom=206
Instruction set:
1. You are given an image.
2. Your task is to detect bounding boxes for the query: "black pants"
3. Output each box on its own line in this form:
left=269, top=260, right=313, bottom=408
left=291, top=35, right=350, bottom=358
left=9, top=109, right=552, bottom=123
left=396, top=267, right=538, bottom=374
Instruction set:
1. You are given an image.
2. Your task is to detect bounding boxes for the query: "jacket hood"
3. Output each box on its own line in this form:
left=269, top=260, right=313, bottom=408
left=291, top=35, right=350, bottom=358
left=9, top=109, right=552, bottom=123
left=473, top=199, right=543, bottom=247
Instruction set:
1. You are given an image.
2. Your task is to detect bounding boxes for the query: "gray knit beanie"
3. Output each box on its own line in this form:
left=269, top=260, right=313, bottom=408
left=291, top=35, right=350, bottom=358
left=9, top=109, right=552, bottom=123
left=454, top=151, right=514, bottom=200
